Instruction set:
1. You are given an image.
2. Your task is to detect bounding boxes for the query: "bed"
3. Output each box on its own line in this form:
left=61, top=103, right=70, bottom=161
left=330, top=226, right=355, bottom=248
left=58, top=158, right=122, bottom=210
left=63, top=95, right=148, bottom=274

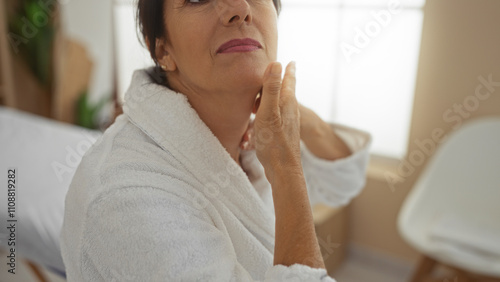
left=0, top=106, right=102, bottom=279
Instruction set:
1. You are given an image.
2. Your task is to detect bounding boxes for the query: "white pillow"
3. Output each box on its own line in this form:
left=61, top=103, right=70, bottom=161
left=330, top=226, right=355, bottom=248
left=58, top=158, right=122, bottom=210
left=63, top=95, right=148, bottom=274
left=0, top=106, right=101, bottom=272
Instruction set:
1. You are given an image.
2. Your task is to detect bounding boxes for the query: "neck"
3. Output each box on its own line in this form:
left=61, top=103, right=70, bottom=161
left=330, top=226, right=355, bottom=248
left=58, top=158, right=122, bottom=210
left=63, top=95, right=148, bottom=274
left=167, top=74, right=259, bottom=167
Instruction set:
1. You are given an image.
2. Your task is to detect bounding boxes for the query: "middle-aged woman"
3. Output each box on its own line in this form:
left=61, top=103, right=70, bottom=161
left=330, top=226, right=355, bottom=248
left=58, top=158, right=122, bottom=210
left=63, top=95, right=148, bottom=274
left=60, top=0, right=371, bottom=281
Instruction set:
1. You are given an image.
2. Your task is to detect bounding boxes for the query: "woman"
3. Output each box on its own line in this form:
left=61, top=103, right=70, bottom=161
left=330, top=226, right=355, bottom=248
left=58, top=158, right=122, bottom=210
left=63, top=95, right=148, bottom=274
left=60, top=0, right=371, bottom=281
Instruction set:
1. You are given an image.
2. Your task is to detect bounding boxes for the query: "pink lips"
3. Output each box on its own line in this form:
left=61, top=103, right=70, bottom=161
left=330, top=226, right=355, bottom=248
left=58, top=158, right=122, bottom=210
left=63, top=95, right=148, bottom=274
left=217, top=38, right=262, bottom=54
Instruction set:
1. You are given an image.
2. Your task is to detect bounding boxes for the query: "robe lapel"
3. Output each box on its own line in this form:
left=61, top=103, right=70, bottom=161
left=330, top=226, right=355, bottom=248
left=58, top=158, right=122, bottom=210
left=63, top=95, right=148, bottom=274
left=122, top=68, right=276, bottom=250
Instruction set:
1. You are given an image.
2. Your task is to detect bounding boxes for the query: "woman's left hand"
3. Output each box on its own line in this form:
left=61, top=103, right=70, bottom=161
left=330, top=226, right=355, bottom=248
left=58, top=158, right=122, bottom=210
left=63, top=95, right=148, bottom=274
left=240, top=101, right=312, bottom=151
left=240, top=101, right=352, bottom=160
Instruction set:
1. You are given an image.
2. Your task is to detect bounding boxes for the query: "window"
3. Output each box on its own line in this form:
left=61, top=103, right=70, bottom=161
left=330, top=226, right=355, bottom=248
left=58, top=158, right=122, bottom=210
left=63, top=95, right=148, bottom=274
left=113, top=0, right=153, bottom=104
left=277, top=0, right=426, bottom=159
left=114, top=0, right=426, bottom=159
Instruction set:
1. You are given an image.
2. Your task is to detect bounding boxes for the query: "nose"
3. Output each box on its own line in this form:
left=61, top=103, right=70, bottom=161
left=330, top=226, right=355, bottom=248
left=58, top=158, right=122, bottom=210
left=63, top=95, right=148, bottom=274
left=215, top=0, right=252, bottom=26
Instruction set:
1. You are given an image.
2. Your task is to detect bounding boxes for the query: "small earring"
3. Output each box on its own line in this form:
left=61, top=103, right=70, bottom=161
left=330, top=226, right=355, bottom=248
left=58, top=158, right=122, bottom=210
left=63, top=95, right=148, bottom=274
left=160, top=65, right=167, bottom=71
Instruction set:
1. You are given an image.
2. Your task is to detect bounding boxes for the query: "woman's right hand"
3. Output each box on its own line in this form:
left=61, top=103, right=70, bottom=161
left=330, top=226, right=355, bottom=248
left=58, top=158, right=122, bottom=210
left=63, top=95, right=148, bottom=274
left=252, top=61, right=302, bottom=180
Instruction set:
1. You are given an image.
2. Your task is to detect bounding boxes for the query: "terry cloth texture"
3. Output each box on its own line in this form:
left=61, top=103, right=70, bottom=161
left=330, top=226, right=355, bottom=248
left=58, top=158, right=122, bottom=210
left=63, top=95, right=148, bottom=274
left=60, top=67, right=371, bottom=281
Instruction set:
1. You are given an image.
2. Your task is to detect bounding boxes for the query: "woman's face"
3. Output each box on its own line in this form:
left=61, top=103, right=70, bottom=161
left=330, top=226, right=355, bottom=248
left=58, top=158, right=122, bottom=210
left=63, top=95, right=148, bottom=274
left=159, top=0, right=278, bottom=94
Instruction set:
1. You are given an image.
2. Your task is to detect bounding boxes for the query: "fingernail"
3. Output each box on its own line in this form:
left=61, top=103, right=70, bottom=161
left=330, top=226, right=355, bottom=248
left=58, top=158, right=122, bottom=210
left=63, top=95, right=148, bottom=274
left=290, top=61, right=296, bottom=74
left=242, top=141, right=249, bottom=150
left=271, top=63, right=282, bottom=75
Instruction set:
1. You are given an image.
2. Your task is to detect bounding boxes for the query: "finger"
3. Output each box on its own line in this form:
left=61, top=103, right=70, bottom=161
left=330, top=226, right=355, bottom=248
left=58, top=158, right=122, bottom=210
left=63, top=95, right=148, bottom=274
left=281, top=61, right=298, bottom=117
left=281, top=61, right=296, bottom=99
left=242, top=120, right=253, bottom=142
left=247, top=139, right=255, bottom=150
left=258, top=62, right=282, bottom=117
left=239, top=119, right=254, bottom=149
left=252, top=93, right=261, bottom=114
left=240, top=131, right=255, bottom=150
left=246, top=120, right=255, bottom=150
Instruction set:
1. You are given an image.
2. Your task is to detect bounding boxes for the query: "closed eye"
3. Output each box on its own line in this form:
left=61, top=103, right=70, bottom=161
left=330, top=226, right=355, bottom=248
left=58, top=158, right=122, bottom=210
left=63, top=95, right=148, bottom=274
left=185, top=0, right=209, bottom=5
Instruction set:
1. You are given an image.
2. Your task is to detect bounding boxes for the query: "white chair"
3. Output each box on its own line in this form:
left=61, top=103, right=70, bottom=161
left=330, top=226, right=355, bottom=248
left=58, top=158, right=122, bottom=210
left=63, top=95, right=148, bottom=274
left=0, top=106, right=102, bottom=281
left=398, top=117, right=500, bottom=282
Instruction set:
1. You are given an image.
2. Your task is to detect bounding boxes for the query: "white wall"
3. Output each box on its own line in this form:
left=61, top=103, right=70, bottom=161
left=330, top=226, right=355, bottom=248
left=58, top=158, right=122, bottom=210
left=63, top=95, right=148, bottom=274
left=60, top=0, right=114, bottom=104
left=113, top=3, right=154, bottom=103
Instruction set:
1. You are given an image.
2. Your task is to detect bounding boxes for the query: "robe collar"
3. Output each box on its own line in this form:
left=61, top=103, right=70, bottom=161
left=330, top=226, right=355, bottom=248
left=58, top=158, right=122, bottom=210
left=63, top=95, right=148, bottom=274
left=122, top=67, right=275, bottom=249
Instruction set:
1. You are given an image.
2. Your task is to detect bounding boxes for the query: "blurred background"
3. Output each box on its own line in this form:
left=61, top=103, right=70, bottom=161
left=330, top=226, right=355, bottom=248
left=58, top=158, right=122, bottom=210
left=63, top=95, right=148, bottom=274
left=0, top=0, right=499, bottom=281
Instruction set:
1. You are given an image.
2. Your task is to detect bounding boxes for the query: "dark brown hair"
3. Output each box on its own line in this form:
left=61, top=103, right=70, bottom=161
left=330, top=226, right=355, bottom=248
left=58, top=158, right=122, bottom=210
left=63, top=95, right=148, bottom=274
left=137, top=0, right=282, bottom=65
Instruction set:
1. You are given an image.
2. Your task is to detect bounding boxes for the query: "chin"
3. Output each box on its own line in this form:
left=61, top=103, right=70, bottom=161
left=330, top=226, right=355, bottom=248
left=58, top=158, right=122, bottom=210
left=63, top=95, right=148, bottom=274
left=227, top=62, right=268, bottom=87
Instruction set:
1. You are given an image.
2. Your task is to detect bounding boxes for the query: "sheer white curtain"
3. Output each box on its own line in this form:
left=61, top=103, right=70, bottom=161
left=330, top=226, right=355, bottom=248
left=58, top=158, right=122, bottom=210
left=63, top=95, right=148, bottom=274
left=277, top=0, right=426, bottom=159
left=114, top=0, right=425, bottom=159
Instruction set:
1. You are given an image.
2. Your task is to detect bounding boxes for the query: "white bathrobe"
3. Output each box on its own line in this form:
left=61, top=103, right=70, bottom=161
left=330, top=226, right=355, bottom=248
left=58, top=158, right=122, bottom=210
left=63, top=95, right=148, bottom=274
left=60, top=67, right=371, bottom=281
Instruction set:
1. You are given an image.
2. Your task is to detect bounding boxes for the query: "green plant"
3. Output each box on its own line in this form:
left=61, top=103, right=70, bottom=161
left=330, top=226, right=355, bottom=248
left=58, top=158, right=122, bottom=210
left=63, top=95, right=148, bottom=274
left=76, top=91, right=109, bottom=130
left=8, top=0, right=57, bottom=87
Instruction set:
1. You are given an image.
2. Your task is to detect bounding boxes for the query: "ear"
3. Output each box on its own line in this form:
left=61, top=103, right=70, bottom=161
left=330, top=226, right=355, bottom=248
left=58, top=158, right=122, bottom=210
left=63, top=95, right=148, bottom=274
left=155, top=38, right=177, bottom=72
